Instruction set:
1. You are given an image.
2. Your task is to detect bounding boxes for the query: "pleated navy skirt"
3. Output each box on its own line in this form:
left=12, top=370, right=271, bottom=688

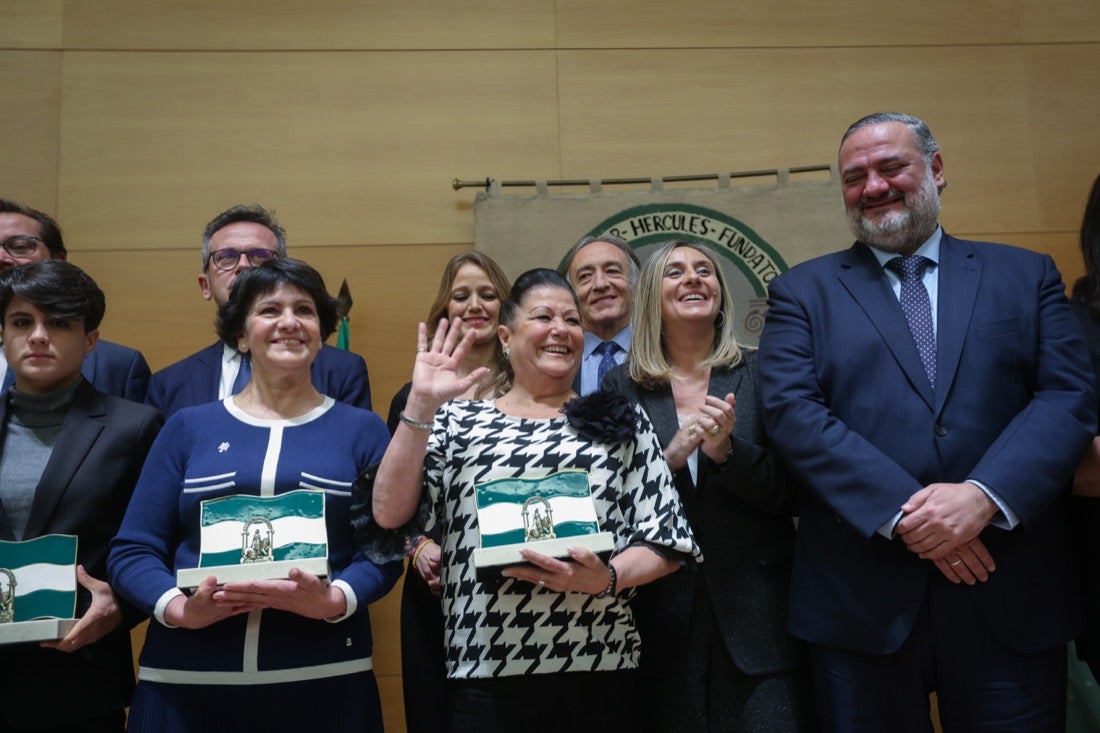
left=126, top=670, right=383, bottom=733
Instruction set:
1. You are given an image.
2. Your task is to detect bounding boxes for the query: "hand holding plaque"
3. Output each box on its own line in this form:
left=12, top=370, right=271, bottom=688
left=473, top=470, right=614, bottom=581
left=215, top=567, right=347, bottom=620
left=176, top=490, right=331, bottom=590
left=40, top=565, right=121, bottom=652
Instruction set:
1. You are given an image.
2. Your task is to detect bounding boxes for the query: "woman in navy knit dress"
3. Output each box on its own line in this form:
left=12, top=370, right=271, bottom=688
left=109, top=259, right=400, bottom=733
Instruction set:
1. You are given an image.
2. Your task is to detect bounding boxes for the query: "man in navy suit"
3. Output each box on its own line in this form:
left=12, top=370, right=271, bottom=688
left=0, top=198, right=150, bottom=401
left=145, top=204, right=371, bottom=416
left=758, top=112, right=1095, bottom=732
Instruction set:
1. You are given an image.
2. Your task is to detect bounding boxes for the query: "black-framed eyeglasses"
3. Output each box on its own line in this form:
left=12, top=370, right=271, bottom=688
left=207, top=248, right=278, bottom=271
left=0, top=235, right=44, bottom=259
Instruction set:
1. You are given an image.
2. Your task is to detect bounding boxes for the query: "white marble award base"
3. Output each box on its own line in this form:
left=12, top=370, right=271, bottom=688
left=177, top=557, right=329, bottom=590
left=473, top=531, right=615, bottom=582
left=0, top=618, right=78, bottom=644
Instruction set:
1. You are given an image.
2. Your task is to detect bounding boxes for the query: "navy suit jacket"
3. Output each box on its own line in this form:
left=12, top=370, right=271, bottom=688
left=0, top=380, right=163, bottom=728
left=145, top=341, right=372, bottom=417
left=1, top=339, right=150, bottom=403
left=758, top=233, right=1095, bottom=655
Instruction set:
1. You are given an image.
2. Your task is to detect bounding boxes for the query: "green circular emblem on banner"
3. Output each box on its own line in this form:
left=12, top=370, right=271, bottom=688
left=581, top=203, right=789, bottom=345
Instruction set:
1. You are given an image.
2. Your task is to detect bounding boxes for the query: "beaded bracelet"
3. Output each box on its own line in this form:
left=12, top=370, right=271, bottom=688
left=410, top=537, right=435, bottom=566
left=595, top=563, right=618, bottom=598
left=400, top=411, right=433, bottom=431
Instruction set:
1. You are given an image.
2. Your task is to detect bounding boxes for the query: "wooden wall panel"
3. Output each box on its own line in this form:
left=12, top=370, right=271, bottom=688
left=57, top=50, right=560, bottom=250
left=0, top=1, right=62, bottom=48
left=1018, top=0, right=1100, bottom=42
left=372, top=580, right=404, bottom=733
left=0, top=51, right=62, bottom=213
left=558, top=45, right=1099, bottom=241
left=556, top=0, right=1024, bottom=48
left=61, top=1, right=556, bottom=50
left=1023, top=45, right=1100, bottom=230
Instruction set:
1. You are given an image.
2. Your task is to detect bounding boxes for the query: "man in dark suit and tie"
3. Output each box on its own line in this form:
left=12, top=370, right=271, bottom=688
left=758, top=112, right=1095, bottom=732
left=559, top=234, right=640, bottom=394
left=145, top=204, right=372, bottom=416
left=0, top=260, right=163, bottom=731
left=0, top=198, right=150, bottom=401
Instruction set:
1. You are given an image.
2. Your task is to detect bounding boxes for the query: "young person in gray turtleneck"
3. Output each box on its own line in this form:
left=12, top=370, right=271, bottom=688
left=0, top=260, right=163, bottom=733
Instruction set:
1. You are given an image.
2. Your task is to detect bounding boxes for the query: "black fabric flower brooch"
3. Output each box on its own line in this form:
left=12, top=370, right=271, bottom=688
left=561, top=389, right=639, bottom=445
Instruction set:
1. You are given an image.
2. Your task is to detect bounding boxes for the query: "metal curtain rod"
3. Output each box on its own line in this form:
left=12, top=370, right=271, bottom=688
left=451, top=164, right=833, bottom=191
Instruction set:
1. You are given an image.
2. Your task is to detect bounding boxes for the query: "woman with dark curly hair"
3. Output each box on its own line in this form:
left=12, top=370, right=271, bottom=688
left=109, top=258, right=400, bottom=733
left=360, top=268, right=699, bottom=733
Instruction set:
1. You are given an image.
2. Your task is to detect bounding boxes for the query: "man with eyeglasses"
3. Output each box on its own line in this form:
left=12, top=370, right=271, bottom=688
left=145, top=203, right=372, bottom=416
left=0, top=198, right=151, bottom=402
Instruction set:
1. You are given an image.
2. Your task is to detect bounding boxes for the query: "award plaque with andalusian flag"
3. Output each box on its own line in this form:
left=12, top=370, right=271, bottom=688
left=0, top=534, right=79, bottom=644
left=177, top=490, right=330, bottom=589
left=472, top=470, right=614, bottom=580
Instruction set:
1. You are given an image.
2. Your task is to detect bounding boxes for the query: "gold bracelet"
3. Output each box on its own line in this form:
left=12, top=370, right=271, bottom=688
left=400, top=411, right=433, bottom=431
left=410, top=537, right=435, bottom=567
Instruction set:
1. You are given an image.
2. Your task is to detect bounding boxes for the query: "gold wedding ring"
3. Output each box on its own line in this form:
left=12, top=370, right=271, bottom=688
left=949, top=558, right=962, bottom=566
left=708, top=424, right=721, bottom=436
left=688, top=424, right=697, bottom=437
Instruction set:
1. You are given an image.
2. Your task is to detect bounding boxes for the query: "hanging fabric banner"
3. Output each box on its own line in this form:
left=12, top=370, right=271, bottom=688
left=474, top=174, right=851, bottom=346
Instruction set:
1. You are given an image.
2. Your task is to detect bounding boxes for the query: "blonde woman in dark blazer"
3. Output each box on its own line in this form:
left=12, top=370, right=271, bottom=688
left=603, top=241, right=814, bottom=733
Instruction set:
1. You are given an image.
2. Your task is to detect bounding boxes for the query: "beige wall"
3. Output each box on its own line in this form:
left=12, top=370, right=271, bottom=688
left=1, top=2, right=1098, bottom=729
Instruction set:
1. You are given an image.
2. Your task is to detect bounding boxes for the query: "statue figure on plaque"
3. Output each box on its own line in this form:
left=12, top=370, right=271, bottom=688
left=0, top=568, right=16, bottom=624
left=522, top=496, right=556, bottom=542
left=241, top=516, right=275, bottom=564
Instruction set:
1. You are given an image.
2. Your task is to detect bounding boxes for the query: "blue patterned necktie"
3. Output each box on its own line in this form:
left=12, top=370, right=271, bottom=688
left=231, top=354, right=252, bottom=394
left=886, top=255, right=936, bottom=388
left=595, top=341, right=619, bottom=387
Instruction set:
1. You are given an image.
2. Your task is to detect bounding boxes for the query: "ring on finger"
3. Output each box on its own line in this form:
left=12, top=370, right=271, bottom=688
left=949, top=557, right=962, bottom=566
left=708, top=424, right=721, bottom=436
left=688, top=424, right=697, bottom=437
left=417, top=346, right=426, bottom=353
left=538, top=580, right=545, bottom=587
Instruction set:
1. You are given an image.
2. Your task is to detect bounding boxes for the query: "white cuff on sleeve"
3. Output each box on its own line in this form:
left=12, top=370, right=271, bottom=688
left=154, top=587, right=185, bottom=628
left=325, top=580, right=356, bottom=623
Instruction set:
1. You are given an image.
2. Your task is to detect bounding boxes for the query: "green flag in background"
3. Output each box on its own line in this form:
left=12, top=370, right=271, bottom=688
left=336, top=317, right=350, bottom=350
left=335, top=279, right=353, bottom=351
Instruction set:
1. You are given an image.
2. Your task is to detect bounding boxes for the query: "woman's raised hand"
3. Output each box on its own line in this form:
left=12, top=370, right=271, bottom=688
left=407, top=319, right=490, bottom=414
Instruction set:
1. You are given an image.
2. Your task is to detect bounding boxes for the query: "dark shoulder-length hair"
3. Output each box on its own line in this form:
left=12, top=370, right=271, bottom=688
left=0, top=260, right=105, bottom=332
left=215, top=258, right=338, bottom=346
left=1072, top=173, right=1100, bottom=311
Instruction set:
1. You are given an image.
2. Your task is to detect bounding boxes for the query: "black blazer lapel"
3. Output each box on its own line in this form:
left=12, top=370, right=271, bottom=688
left=23, top=381, right=105, bottom=538
left=0, top=397, right=16, bottom=540
left=635, top=383, right=679, bottom=450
